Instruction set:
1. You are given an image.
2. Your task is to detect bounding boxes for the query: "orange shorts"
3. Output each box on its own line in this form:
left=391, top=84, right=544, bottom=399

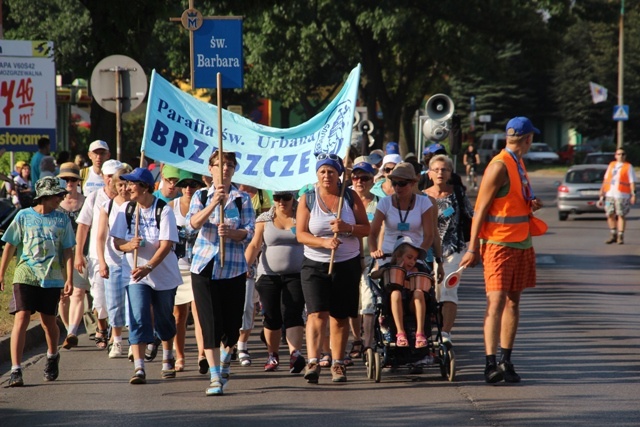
left=480, top=243, right=536, bottom=293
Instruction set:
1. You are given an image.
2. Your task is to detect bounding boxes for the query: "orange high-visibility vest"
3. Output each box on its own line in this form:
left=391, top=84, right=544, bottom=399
left=602, top=161, right=632, bottom=194
left=477, top=150, right=532, bottom=242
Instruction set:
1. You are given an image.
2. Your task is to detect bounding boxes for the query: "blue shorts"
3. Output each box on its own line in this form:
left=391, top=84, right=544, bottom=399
left=126, top=284, right=177, bottom=345
left=104, top=263, right=127, bottom=328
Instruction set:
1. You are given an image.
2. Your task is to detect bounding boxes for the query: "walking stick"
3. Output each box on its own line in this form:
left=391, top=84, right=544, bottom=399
left=328, top=149, right=352, bottom=274
left=217, top=72, right=225, bottom=267
left=133, top=151, right=146, bottom=268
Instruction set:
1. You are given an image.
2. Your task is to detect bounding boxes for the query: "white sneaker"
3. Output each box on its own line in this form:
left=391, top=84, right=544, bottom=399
left=239, top=350, right=252, bottom=367
left=109, top=341, right=123, bottom=358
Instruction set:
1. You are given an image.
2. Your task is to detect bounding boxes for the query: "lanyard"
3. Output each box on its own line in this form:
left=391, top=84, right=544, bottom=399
left=395, top=194, right=414, bottom=223
left=505, top=148, right=535, bottom=201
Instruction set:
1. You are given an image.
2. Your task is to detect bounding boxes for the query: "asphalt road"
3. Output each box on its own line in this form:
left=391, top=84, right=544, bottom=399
left=1, top=173, right=639, bottom=426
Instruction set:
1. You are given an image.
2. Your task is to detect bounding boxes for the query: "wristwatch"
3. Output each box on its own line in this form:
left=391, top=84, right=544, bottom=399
left=144, top=263, right=154, bottom=271
left=435, top=257, right=443, bottom=264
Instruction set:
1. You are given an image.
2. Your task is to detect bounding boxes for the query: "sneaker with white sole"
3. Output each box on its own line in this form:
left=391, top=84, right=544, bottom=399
left=44, top=353, right=60, bottom=381
left=109, top=341, right=123, bottom=359
left=238, top=350, right=252, bottom=367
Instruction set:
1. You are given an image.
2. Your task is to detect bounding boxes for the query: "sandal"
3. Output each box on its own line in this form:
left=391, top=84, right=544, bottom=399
left=175, top=358, right=185, bottom=372
left=319, top=353, right=332, bottom=367
left=396, top=333, right=409, bottom=347
left=415, top=333, right=428, bottom=349
left=349, top=340, right=363, bottom=359
left=95, top=328, right=108, bottom=350
left=344, top=355, right=354, bottom=367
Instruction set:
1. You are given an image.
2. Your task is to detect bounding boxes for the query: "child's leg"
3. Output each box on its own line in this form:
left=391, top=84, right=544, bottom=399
left=40, top=313, right=60, bottom=355
left=10, top=310, right=31, bottom=366
left=413, top=290, right=427, bottom=335
left=390, top=290, right=405, bottom=334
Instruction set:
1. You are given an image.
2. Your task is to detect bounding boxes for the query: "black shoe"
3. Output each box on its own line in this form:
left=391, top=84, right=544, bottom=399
left=498, top=361, right=521, bottom=383
left=198, top=357, right=209, bottom=375
left=44, top=353, right=60, bottom=381
left=144, top=337, right=162, bottom=362
left=9, top=369, right=24, bottom=387
left=289, top=352, right=306, bottom=374
left=484, top=363, right=503, bottom=384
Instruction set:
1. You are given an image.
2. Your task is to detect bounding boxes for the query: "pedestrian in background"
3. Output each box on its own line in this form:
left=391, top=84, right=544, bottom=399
left=1, top=177, right=75, bottom=387
left=600, top=148, right=636, bottom=244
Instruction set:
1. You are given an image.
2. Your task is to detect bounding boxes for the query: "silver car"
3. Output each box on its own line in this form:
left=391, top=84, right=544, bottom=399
left=556, top=164, right=607, bottom=221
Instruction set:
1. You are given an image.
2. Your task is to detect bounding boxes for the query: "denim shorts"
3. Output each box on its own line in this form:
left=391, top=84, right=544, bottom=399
left=126, top=284, right=177, bottom=345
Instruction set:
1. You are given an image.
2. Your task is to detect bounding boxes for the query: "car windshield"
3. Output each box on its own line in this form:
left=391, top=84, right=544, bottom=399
left=566, top=169, right=606, bottom=184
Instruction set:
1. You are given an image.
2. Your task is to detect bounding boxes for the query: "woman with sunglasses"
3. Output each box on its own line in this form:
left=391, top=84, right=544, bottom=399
left=245, top=190, right=306, bottom=373
left=297, top=154, right=370, bottom=383
left=96, top=166, right=134, bottom=358
left=344, top=160, right=379, bottom=364
left=371, top=153, right=403, bottom=198
left=369, top=162, right=435, bottom=269
left=170, top=170, right=206, bottom=373
left=56, top=162, right=90, bottom=349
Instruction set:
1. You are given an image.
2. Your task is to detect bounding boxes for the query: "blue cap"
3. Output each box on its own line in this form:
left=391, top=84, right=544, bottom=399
left=385, top=142, right=399, bottom=155
left=423, top=143, right=447, bottom=155
left=121, top=167, right=155, bottom=188
left=506, top=116, right=540, bottom=136
left=352, top=161, right=375, bottom=175
left=316, top=158, right=344, bottom=175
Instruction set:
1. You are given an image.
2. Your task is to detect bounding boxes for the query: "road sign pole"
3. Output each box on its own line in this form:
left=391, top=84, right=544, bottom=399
left=617, top=0, right=625, bottom=148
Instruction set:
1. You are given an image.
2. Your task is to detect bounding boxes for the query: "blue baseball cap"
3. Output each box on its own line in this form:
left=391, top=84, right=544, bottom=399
left=423, top=143, right=447, bottom=155
left=352, top=161, right=375, bottom=175
left=505, top=116, right=540, bottom=136
left=385, top=142, right=399, bottom=155
left=121, top=167, right=155, bottom=188
left=315, top=153, right=344, bottom=175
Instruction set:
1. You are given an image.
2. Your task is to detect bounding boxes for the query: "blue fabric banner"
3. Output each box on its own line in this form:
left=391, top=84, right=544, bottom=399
left=141, top=64, right=361, bottom=192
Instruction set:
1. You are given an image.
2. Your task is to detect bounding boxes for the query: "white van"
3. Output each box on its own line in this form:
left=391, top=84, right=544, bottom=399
left=478, top=133, right=506, bottom=164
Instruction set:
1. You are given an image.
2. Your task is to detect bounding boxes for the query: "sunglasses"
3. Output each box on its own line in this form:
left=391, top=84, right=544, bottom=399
left=315, top=153, right=342, bottom=161
left=352, top=175, right=372, bottom=182
left=64, top=177, right=79, bottom=183
left=391, top=180, right=411, bottom=187
left=384, top=167, right=395, bottom=174
left=181, top=181, right=202, bottom=189
left=273, top=193, right=294, bottom=202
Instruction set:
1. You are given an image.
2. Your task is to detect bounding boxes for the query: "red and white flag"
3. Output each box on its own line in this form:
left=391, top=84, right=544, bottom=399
left=589, top=82, right=608, bottom=104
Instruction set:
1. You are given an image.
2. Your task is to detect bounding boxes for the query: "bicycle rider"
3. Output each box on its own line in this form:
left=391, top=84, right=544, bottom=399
left=463, top=144, right=481, bottom=190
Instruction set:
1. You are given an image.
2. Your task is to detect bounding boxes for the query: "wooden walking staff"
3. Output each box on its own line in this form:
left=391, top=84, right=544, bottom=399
left=328, top=148, right=352, bottom=275
left=132, top=152, right=147, bottom=269
left=216, top=72, right=225, bottom=267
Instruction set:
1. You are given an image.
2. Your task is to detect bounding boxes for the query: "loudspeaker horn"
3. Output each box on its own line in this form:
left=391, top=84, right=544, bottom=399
left=425, top=94, right=454, bottom=122
left=358, top=119, right=374, bottom=135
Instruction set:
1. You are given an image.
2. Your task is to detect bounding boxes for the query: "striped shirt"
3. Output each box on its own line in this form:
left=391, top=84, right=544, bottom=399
left=187, top=186, right=255, bottom=280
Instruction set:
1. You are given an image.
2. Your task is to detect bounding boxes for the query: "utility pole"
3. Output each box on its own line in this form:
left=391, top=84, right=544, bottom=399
left=617, top=0, right=625, bottom=148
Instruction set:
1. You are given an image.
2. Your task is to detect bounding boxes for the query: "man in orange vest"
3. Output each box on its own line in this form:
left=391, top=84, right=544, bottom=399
left=460, top=116, right=543, bottom=384
left=599, top=148, right=636, bottom=244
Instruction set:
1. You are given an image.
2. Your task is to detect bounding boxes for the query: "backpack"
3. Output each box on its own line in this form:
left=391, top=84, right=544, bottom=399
left=124, top=198, right=167, bottom=233
left=453, top=184, right=472, bottom=242
left=304, top=185, right=356, bottom=211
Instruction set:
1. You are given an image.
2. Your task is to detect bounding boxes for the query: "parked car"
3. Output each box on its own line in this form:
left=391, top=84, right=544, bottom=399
left=556, top=144, right=595, bottom=164
left=556, top=164, right=607, bottom=221
left=523, top=143, right=559, bottom=164
left=478, top=133, right=506, bottom=164
left=583, top=152, right=615, bottom=165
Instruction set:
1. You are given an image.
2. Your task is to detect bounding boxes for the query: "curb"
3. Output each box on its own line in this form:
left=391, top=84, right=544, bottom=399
left=0, top=317, right=65, bottom=366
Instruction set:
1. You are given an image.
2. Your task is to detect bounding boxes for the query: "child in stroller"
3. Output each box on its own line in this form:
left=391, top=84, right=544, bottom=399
left=370, top=236, right=432, bottom=349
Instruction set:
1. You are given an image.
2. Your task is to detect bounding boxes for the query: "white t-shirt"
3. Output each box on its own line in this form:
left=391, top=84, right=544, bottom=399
left=606, top=162, right=637, bottom=199
left=83, top=167, right=104, bottom=195
left=76, top=189, right=110, bottom=259
left=100, top=198, right=125, bottom=266
left=110, top=199, right=182, bottom=291
left=376, top=193, right=433, bottom=255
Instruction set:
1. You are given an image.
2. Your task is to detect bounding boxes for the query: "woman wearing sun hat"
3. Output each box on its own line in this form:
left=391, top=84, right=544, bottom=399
left=296, top=153, right=370, bottom=383
left=56, top=162, right=90, bottom=349
left=369, top=162, right=435, bottom=265
left=170, top=169, right=206, bottom=373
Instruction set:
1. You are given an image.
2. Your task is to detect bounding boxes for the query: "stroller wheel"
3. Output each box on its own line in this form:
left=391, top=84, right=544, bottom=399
left=374, top=352, right=382, bottom=383
left=439, top=344, right=456, bottom=382
left=365, top=348, right=375, bottom=380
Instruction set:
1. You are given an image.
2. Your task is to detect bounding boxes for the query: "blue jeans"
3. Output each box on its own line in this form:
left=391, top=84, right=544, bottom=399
left=126, top=284, right=177, bottom=345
